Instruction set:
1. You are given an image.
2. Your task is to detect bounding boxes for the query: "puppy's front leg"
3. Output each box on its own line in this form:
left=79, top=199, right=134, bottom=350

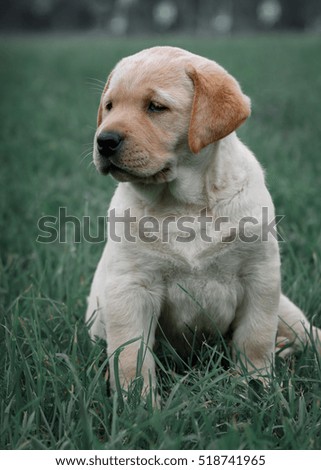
left=232, top=265, right=280, bottom=381
left=105, top=275, right=163, bottom=396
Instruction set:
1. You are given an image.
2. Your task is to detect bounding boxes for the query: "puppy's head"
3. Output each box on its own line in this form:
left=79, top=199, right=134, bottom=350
left=94, top=46, right=250, bottom=183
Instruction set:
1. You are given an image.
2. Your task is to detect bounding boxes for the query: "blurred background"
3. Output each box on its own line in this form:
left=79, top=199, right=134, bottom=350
left=1, top=0, right=321, bottom=36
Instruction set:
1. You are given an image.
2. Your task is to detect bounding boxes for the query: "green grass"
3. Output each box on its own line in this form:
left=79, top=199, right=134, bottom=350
left=1, top=34, right=321, bottom=450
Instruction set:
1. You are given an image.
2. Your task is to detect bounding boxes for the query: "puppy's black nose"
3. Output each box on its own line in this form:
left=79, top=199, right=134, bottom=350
left=97, top=131, right=123, bottom=158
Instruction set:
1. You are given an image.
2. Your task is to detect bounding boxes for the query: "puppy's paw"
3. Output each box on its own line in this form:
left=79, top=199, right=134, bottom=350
left=275, top=336, right=296, bottom=358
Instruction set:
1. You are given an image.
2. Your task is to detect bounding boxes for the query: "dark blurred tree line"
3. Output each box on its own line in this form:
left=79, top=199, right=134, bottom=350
left=0, top=0, right=320, bottom=34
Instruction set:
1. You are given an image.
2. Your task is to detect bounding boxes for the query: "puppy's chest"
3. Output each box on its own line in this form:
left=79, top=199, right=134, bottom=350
left=135, top=206, right=239, bottom=262
left=162, top=252, right=243, bottom=315
left=135, top=215, right=244, bottom=333
left=159, top=261, right=242, bottom=350
left=134, top=207, right=244, bottom=276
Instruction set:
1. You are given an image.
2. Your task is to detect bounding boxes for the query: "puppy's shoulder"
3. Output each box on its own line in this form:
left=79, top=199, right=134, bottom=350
left=207, top=135, right=275, bottom=231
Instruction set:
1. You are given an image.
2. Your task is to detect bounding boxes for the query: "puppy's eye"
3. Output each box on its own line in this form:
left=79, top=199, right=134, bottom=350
left=105, top=102, right=113, bottom=111
left=148, top=102, right=168, bottom=113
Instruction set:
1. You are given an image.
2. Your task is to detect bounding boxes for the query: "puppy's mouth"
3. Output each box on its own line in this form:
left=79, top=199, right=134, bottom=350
left=98, top=160, right=174, bottom=184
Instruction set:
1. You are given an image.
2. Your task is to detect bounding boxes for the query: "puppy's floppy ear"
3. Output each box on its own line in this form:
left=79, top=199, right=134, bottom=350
left=186, top=64, right=251, bottom=154
left=97, top=72, right=113, bottom=128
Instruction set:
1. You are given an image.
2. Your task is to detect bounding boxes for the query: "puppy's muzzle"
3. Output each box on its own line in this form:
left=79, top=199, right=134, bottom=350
left=97, top=131, right=124, bottom=158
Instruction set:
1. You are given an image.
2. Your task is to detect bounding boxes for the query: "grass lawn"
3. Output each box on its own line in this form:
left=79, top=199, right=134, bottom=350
left=1, top=33, right=321, bottom=450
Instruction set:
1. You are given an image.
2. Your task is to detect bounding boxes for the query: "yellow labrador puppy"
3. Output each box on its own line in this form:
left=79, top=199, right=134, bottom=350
left=86, top=46, right=321, bottom=395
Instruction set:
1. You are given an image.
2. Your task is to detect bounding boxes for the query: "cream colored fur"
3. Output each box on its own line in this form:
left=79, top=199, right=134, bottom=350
left=86, top=47, right=321, bottom=395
